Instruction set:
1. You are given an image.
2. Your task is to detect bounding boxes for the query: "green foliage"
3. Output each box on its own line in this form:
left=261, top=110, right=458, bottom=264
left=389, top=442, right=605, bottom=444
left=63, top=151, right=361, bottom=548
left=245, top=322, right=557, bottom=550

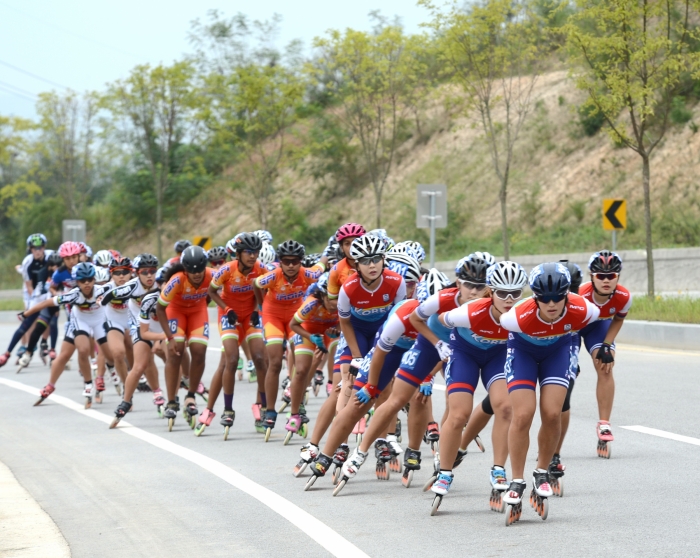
left=269, top=198, right=337, bottom=250
left=630, top=296, right=700, bottom=324
left=670, top=96, right=693, bottom=124
left=578, top=104, right=605, bottom=136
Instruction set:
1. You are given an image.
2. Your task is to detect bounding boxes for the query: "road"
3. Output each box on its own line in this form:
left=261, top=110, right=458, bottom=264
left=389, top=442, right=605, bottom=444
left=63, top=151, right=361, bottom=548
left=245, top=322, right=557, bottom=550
left=0, top=318, right=698, bottom=558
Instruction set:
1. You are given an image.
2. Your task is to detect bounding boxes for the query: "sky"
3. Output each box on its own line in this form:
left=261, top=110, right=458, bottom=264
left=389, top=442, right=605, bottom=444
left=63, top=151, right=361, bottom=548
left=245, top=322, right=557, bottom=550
left=0, top=0, right=432, bottom=120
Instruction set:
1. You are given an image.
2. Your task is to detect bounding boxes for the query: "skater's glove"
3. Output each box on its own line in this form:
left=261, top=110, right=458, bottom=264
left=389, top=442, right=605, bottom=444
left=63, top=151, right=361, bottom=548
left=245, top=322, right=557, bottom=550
left=225, top=308, right=238, bottom=327
left=595, top=342, right=614, bottom=364
left=435, top=340, right=453, bottom=361
left=310, top=334, right=327, bottom=353
left=419, top=380, right=433, bottom=397
left=355, top=384, right=378, bottom=404
left=250, top=311, right=261, bottom=328
left=326, top=327, right=340, bottom=338
left=349, top=357, right=364, bottom=376
left=17, top=311, right=25, bottom=321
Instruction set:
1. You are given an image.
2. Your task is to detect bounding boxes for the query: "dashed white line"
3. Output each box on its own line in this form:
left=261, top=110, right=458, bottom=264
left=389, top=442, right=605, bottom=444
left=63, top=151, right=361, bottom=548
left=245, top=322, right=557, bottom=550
left=0, top=378, right=369, bottom=558
left=620, top=425, right=700, bottom=446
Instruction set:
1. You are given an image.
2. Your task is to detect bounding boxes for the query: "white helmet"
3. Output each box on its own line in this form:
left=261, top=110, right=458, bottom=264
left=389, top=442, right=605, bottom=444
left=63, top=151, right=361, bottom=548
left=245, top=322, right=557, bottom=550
left=254, top=230, right=273, bottom=244
left=386, top=252, right=422, bottom=282
left=474, top=251, right=496, bottom=267
left=416, top=268, right=450, bottom=302
left=487, top=261, right=527, bottom=290
left=94, top=266, right=111, bottom=283
left=350, top=235, right=386, bottom=261
left=393, top=241, right=426, bottom=264
left=93, top=250, right=113, bottom=267
left=259, top=242, right=276, bottom=265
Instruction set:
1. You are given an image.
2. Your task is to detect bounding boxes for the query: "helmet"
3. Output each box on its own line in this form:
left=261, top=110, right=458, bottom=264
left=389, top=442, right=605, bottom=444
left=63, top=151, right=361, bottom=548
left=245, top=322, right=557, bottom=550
left=588, top=250, right=622, bottom=273
left=207, top=246, right=228, bottom=262
left=335, top=223, right=366, bottom=242
left=259, top=243, right=276, bottom=265
left=109, top=249, right=121, bottom=259
left=406, top=241, right=426, bottom=263
left=134, top=253, right=159, bottom=269
left=59, top=241, right=82, bottom=258
left=317, top=272, right=329, bottom=294
left=367, top=229, right=394, bottom=251
left=254, top=230, right=273, bottom=243
left=47, top=253, right=63, bottom=267
left=302, top=253, right=322, bottom=268
left=487, top=261, right=528, bottom=290
left=529, top=262, right=571, bottom=298
left=277, top=240, right=305, bottom=259
left=233, top=232, right=263, bottom=253
left=349, top=235, right=386, bottom=260
left=386, top=253, right=422, bottom=282
left=474, top=251, right=496, bottom=267
left=93, top=250, right=113, bottom=267
left=27, top=233, right=47, bottom=248
left=389, top=242, right=425, bottom=264
left=94, top=267, right=111, bottom=283
left=455, top=253, right=491, bottom=284
left=416, top=268, right=450, bottom=303
left=155, top=267, right=167, bottom=284
left=174, top=240, right=191, bottom=254
left=78, top=242, right=92, bottom=257
left=71, top=262, right=96, bottom=280
left=181, top=245, right=208, bottom=273
left=559, top=260, right=583, bottom=294
left=109, top=256, right=132, bottom=271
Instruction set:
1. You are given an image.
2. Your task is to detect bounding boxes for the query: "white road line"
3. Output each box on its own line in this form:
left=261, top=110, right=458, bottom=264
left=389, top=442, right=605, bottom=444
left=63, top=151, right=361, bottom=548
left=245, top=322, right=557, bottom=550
left=620, top=425, right=700, bottom=446
left=0, top=378, right=369, bottom=558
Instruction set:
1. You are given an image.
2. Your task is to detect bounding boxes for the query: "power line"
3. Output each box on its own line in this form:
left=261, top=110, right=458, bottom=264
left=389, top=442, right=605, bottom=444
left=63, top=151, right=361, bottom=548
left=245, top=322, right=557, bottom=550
left=0, top=59, right=68, bottom=89
left=0, top=79, right=37, bottom=98
left=0, top=83, right=36, bottom=102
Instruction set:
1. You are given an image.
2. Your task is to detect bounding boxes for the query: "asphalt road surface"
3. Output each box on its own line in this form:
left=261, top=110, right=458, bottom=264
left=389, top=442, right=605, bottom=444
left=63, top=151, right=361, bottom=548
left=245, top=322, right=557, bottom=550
left=0, top=317, right=698, bottom=558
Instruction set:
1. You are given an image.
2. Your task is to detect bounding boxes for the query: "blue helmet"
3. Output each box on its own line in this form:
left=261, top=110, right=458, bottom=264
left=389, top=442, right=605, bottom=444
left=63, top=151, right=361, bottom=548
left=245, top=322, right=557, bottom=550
left=71, top=262, right=96, bottom=280
left=155, top=267, right=167, bottom=284
left=529, top=262, right=571, bottom=298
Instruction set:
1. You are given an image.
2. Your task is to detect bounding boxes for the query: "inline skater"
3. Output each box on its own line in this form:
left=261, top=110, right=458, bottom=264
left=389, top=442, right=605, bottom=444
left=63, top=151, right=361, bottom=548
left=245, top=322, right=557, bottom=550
left=165, top=240, right=191, bottom=268
left=156, top=246, right=213, bottom=431
left=500, top=262, right=599, bottom=525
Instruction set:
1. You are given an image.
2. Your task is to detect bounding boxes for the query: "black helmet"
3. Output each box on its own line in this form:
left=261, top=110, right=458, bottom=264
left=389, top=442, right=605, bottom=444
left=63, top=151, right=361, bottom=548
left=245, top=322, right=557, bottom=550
left=455, top=253, right=490, bottom=284
left=181, top=246, right=208, bottom=273
left=588, top=250, right=622, bottom=274
left=277, top=240, right=305, bottom=259
left=47, top=253, right=63, bottom=267
left=559, top=260, right=582, bottom=294
left=174, top=239, right=192, bottom=254
left=109, top=256, right=132, bottom=271
left=235, top=232, right=263, bottom=253
left=529, top=262, right=571, bottom=298
left=207, top=246, right=228, bottom=262
left=134, top=253, right=159, bottom=269
left=302, top=253, right=322, bottom=267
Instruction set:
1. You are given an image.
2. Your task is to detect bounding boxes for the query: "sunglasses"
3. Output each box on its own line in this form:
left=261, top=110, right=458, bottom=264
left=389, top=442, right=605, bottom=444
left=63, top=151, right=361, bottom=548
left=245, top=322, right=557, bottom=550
left=112, top=269, right=131, bottom=276
left=77, top=277, right=95, bottom=284
left=459, top=279, right=486, bottom=291
left=494, top=289, right=523, bottom=300
left=241, top=250, right=259, bottom=256
left=357, top=255, right=383, bottom=266
left=281, top=258, right=301, bottom=266
left=593, top=272, right=619, bottom=281
left=138, top=268, right=157, bottom=276
left=210, top=260, right=226, bottom=267
left=536, top=294, right=567, bottom=304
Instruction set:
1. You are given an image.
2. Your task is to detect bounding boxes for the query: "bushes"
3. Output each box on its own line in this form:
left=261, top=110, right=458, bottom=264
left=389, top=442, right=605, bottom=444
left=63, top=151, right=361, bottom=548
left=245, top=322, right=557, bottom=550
left=578, top=104, right=606, bottom=136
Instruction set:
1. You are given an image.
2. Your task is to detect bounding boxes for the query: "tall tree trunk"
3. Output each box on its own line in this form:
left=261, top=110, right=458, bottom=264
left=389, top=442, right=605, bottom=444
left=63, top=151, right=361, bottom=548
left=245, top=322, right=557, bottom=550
left=499, top=177, right=510, bottom=260
left=642, top=154, right=655, bottom=296
left=156, top=181, right=163, bottom=263
left=375, top=187, right=382, bottom=229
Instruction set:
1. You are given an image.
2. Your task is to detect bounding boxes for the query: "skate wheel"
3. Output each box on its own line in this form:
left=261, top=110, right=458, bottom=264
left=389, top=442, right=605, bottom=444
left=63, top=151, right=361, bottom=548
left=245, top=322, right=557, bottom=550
left=332, top=478, right=347, bottom=497
left=33, top=397, right=45, bottom=407
left=278, top=402, right=288, bottom=413
left=474, top=435, right=485, bottom=452
left=313, top=385, right=320, bottom=397
left=505, top=504, right=517, bottom=526
left=195, top=424, right=205, bottom=437
left=356, top=432, right=363, bottom=444
left=115, top=385, right=122, bottom=397
left=303, top=392, right=308, bottom=406
left=332, top=464, right=342, bottom=485
left=157, top=405, right=164, bottom=418
left=539, top=498, right=548, bottom=520
left=284, top=431, right=293, bottom=446
left=498, top=494, right=506, bottom=513
left=430, top=441, right=439, bottom=455
left=84, top=398, right=92, bottom=410
left=430, top=495, right=442, bottom=516
left=264, top=427, right=272, bottom=442
left=293, top=461, right=307, bottom=478
left=300, top=424, right=308, bottom=439
left=168, top=418, right=174, bottom=432
left=109, top=417, right=120, bottom=429
left=304, top=476, right=317, bottom=491
left=402, top=469, right=414, bottom=488
left=224, top=425, right=230, bottom=441
left=422, top=475, right=437, bottom=492
left=389, top=457, right=401, bottom=473
left=95, top=393, right=103, bottom=404
left=558, top=479, right=564, bottom=497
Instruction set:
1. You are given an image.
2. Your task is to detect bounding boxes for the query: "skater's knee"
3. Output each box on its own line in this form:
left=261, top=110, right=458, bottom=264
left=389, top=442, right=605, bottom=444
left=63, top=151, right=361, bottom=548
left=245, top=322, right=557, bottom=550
left=511, top=410, right=534, bottom=430
left=540, top=408, right=561, bottom=427
left=492, top=399, right=512, bottom=421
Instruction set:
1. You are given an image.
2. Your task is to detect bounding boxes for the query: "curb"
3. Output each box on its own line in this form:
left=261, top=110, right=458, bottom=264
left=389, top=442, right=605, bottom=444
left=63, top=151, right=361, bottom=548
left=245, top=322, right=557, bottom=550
left=616, top=320, right=700, bottom=351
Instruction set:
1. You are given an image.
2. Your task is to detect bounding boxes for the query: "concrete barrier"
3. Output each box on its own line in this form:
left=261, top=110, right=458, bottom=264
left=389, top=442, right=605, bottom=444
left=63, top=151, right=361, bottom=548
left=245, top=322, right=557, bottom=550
left=616, top=320, right=700, bottom=351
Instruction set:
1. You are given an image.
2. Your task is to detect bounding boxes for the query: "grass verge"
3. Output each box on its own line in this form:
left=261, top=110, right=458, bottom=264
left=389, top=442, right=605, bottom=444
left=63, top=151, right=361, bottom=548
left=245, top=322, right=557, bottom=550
left=0, top=299, right=24, bottom=311
left=629, top=296, right=700, bottom=324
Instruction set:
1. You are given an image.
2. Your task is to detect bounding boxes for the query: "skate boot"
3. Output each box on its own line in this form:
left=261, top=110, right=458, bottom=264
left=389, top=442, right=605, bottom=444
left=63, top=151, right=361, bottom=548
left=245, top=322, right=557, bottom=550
left=284, top=414, right=303, bottom=445
left=236, top=357, right=243, bottom=380
left=430, top=471, right=454, bottom=515
left=422, top=452, right=441, bottom=492
left=83, top=382, right=94, bottom=409
left=333, top=448, right=368, bottom=496
left=252, top=403, right=264, bottom=433
left=48, top=349, right=56, bottom=364
left=17, top=351, right=32, bottom=373
left=108, top=366, right=122, bottom=396
left=304, top=453, right=333, bottom=491
left=164, top=400, right=180, bottom=431
left=326, top=380, right=332, bottom=397
left=374, top=438, right=392, bottom=481
left=248, top=363, right=257, bottom=383
left=401, top=448, right=421, bottom=488
left=489, top=466, right=508, bottom=513
left=94, top=376, right=105, bottom=404
left=548, top=453, right=566, bottom=497
left=330, top=443, right=350, bottom=485
left=195, top=382, right=209, bottom=402
left=352, top=416, right=366, bottom=444
left=453, top=448, right=468, bottom=470
left=110, top=400, right=132, bottom=428
left=394, top=416, right=401, bottom=442
left=90, top=357, right=97, bottom=372
left=262, top=409, right=278, bottom=442
left=137, top=376, right=152, bottom=392
left=220, top=409, right=236, bottom=441
left=312, top=370, right=324, bottom=396
left=387, top=434, right=403, bottom=473
left=34, top=383, right=55, bottom=406
left=504, top=480, right=526, bottom=526
left=15, top=345, right=27, bottom=365
left=281, top=375, right=290, bottom=391
left=195, top=408, right=216, bottom=437
left=0, top=352, right=9, bottom=368
left=423, top=421, right=440, bottom=454
left=40, top=340, right=49, bottom=365
left=529, top=470, right=551, bottom=521
left=278, top=387, right=292, bottom=413
left=294, top=443, right=319, bottom=477
left=297, top=403, right=310, bottom=439
left=184, top=398, right=198, bottom=430
left=596, top=420, right=613, bottom=459
left=153, top=389, right=165, bottom=417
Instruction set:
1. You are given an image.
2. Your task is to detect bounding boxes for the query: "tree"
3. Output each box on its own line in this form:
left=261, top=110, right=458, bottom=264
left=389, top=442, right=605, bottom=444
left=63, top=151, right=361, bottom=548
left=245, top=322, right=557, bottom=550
left=103, top=62, right=200, bottom=260
left=422, top=0, right=544, bottom=259
left=311, top=25, right=427, bottom=228
left=566, top=0, right=700, bottom=295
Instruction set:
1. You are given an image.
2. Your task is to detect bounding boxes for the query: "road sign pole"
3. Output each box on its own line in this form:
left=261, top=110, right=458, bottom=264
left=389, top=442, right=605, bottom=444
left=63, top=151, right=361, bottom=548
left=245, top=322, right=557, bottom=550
left=612, top=230, right=617, bottom=252
left=429, top=192, right=436, bottom=268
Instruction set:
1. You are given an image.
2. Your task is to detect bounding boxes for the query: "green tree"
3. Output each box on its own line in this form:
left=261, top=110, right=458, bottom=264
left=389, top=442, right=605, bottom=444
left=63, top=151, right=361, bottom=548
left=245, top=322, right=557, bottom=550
left=422, top=0, right=544, bottom=259
left=103, top=62, right=200, bottom=260
left=566, top=0, right=700, bottom=295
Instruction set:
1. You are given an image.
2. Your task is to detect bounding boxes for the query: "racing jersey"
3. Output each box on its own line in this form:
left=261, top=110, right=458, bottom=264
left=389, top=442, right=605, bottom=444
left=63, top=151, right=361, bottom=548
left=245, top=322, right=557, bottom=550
left=327, top=259, right=356, bottom=300
left=53, top=284, right=110, bottom=313
left=139, top=291, right=163, bottom=333
left=101, top=277, right=152, bottom=320
left=442, top=297, right=508, bottom=350
left=51, top=267, right=77, bottom=292
left=255, top=264, right=325, bottom=311
left=579, top=282, right=632, bottom=320
left=500, top=294, right=600, bottom=346
left=376, top=299, right=420, bottom=351
left=415, top=287, right=461, bottom=343
left=158, top=268, right=214, bottom=310
left=21, top=253, right=53, bottom=290
left=337, top=269, right=406, bottom=323
left=211, top=260, right=265, bottom=316
left=293, top=295, right=339, bottom=329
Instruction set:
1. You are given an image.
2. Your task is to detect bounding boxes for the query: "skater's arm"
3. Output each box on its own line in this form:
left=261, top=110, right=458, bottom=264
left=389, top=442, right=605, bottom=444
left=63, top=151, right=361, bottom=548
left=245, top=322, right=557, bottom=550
left=155, top=303, right=174, bottom=344
left=207, top=284, right=228, bottom=311
left=339, top=316, right=361, bottom=359
left=139, top=322, right=166, bottom=342
left=365, top=347, right=388, bottom=388
left=22, top=297, right=57, bottom=317
left=290, top=318, right=312, bottom=342
left=408, top=310, right=439, bottom=346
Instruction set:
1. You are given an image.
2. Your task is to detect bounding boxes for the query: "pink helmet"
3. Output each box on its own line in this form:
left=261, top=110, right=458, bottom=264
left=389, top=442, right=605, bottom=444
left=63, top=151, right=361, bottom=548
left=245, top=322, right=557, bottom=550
left=59, top=241, right=82, bottom=257
left=336, top=223, right=366, bottom=242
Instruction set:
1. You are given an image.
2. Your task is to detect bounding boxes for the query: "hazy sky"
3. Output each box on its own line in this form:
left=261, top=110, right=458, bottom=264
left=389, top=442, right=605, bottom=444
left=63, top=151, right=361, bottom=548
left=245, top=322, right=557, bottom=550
left=0, top=0, right=431, bottom=119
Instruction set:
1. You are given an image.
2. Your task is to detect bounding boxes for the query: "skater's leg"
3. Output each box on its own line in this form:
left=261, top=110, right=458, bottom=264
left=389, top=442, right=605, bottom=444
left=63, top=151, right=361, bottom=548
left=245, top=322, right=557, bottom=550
left=123, top=342, right=153, bottom=403
left=321, top=398, right=373, bottom=457
left=437, top=391, right=474, bottom=474
left=592, top=353, right=615, bottom=422
left=249, top=337, right=266, bottom=406
left=263, top=343, right=285, bottom=410
left=555, top=378, right=575, bottom=454
left=164, top=341, right=185, bottom=402
left=290, top=352, right=313, bottom=414
left=308, top=368, right=341, bottom=446
left=206, top=352, right=225, bottom=409
left=106, top=330, right=128, bottom=383
left=507, top=389, right=536, bottom=481
left=358, top=381, right=415, bottom=453
left=536, top=384, right=567, bottom=471
left=187, top=342, right=207, bottom=393
left=488, top=379, right=512, bottom=468
left=48, top=341, right=76, bottom=385
left=407, top=391, right=431, bottom=451
left=143, top=358, right=160, bottom=391
left=460, top=395, right=493, bottom=450
left=73, top=335, right=94, bottom=383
